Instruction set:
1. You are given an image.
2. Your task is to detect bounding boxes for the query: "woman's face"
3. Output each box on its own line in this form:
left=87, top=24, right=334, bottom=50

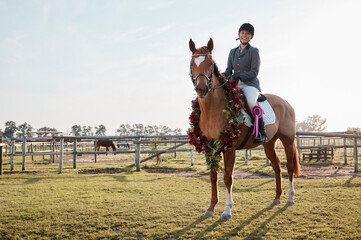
left=238, top=30, right=253, bottom=45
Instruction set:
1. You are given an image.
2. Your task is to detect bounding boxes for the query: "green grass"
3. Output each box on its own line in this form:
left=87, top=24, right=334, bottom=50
left=0, top=162, right=361, bottom=239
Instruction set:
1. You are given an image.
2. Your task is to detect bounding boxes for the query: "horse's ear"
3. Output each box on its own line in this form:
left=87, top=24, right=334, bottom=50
left=189, top=38, right=196, bottom=53
left=207, top=38, right=214, bottom=52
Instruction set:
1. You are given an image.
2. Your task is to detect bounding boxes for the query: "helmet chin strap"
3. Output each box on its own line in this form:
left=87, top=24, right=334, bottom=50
left=235, top=38, right=250, bottom=45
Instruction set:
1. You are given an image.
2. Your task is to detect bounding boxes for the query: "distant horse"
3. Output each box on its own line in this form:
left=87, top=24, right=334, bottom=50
left=96, top=140, right=116, bottom=155
left=117, top=141, right=130, bottom=149
left=189, top=38, right=300, bottom=220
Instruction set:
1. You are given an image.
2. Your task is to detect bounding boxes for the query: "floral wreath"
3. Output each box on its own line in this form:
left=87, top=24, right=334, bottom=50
left=187, top=80, right=244, bottom=171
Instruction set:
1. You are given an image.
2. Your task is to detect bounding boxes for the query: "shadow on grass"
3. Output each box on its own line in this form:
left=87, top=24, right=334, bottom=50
left=23, top=177, right=43, bottom=185
left=158, top=215, right=208, bottom=239
left=343, top=174, right=361, bottom=187
left=220, top=204, right=276, bottom=239
left=244, top=204, right=289, bottom=239
left=232, top=179, right=274, bottom=193
left=193, top=218, right=225, bottom=239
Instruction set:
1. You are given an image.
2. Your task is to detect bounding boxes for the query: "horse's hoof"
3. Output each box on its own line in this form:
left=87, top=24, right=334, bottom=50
left=220, top=214, right=232, bottom=221
left=203, top=211, right=215, bottom=217
left=286, top=201, right=295, bottom=206
left=272, top=199, right=281, bottom=205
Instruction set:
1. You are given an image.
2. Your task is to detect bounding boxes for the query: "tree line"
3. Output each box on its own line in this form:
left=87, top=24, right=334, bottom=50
left=0, top=121, right=183, bottom=138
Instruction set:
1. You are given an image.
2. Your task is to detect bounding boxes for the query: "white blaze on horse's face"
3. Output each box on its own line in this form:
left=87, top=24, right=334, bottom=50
left=194, top=56, right=205, bottom=67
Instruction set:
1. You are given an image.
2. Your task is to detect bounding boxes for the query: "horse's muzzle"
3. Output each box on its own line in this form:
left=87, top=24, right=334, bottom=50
left=195, top=85, right=209, bottom=98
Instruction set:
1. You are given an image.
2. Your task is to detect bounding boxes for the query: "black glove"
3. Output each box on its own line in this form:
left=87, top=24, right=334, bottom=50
left=232, top=72, right=241, bottom=80
left=221, top=72, right=230, bottom=80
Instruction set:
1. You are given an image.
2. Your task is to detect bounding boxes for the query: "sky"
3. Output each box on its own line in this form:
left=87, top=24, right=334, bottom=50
left=1, top=0, right=361, bottom=135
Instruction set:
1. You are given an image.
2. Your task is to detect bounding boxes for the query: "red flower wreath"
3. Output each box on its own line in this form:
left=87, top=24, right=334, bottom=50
left=187, top=80, right=244, bottom=171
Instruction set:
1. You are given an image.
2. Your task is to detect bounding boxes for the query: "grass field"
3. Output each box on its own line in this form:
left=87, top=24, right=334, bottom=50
left=1, top=151, right=361, bottom=239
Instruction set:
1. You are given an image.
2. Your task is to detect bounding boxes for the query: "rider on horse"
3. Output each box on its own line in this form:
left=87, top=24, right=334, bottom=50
left=222, top=23, right=267, bottom=143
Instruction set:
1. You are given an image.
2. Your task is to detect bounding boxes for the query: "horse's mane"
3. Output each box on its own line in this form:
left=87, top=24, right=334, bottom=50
left=197, top=46, right=226, bottom=84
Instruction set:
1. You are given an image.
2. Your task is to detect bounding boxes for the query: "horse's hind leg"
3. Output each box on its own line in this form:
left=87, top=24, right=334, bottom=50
left=280, top=137, right=298, bottom=205
left=263, top=139, right=282, bottom=204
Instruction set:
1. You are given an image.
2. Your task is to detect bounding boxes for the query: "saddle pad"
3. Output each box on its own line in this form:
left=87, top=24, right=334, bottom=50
left=241, top=100, right=276, bottom=128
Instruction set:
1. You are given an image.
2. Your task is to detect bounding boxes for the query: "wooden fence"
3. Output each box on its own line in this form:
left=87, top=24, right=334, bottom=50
left=0, top=135, right=191, bottom=174
left=0, top=132, right=360, bottom=175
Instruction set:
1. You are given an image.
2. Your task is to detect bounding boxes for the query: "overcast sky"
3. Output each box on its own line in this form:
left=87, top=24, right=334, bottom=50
left=1, top=0, right=361, bottom=135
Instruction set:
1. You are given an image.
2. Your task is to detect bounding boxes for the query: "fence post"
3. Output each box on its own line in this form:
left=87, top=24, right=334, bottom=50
left=73, top=139, right=77, bottom=169
left=134, top=138, right=141, bottom=171
left=190, top=146, right=194, bottom=166
left=52, top=141, right=55, bottom=163
left=10, top=140, right=14, bottom=171
left=354, top=135, right=358, bottom=173
left=94, top=141, right=97, bottom=163
left=265, top=156, right=269, bottom=166
left=245, top=150, right=248, bottom=164
left=174, top=142, right=177, bottom=159
left=31, top=143, right=34, bottom=161
left=22, top=136, right=26, bottom=171
left=59, top=138, right=64, bottom=174
left=0, top=137, right=3, bottom=175
left=343, top=137, right=347, bottom=165
left=296, top=135, right=301, bottom=162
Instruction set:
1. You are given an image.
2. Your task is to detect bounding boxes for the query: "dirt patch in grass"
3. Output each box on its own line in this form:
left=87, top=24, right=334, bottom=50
left=297, top=164, right=355, bottom=179
left=78, top=168, right=126, bottom=174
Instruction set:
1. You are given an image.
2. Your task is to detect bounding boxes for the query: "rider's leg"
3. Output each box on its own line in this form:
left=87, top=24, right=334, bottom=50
left=242, top=86, right=267, bottom=143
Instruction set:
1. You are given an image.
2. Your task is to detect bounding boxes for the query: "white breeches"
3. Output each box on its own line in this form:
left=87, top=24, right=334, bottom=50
left=238, top=83, right=260, bottom=110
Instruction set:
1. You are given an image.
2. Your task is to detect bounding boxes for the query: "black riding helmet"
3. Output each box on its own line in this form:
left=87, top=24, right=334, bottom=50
left=238, top=23, right=254, bottom=36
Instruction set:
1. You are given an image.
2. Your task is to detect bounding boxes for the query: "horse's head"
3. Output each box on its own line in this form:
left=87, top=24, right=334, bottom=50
left=189, top=38, right=214, bottom=98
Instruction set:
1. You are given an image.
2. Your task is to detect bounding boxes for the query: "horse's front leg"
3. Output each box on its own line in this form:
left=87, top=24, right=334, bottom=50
left=221, top=149, right=236, bottom=221
left=204, top=169, right=218, bottom=216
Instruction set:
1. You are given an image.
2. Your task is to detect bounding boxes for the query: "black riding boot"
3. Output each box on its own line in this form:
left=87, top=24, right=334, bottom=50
left=253, top=117, right=267, bottom=143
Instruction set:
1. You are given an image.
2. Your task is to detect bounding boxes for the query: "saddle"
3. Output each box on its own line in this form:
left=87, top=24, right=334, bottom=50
left=239, top=89, right=267, bottom=116
left=236, top=91, right=276, bottom=149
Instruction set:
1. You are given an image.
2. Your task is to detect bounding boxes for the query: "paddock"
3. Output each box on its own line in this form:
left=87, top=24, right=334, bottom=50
left=0, top=156, right=360, bottom=239
left=0, top=133, right=360, bottom=239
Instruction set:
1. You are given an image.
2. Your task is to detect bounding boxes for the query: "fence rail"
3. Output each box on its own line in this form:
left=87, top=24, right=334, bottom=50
left=0, top=131, right=360, bottom=174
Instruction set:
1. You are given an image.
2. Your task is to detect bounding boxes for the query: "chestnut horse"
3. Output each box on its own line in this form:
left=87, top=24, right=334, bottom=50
left=96, top=140, right=116, bottom=155
left=189, top=38, right=300, bottom=221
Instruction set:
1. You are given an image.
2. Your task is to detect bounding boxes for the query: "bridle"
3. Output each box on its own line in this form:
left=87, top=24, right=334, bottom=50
left=189, top=54, right=227, bottom=94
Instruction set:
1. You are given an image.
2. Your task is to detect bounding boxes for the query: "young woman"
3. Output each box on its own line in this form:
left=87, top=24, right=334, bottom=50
left=222, top=23, right=267, bottom=143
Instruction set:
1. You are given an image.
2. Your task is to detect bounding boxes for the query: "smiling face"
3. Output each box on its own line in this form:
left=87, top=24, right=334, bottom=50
left=238, top=30, right=253, bottom=45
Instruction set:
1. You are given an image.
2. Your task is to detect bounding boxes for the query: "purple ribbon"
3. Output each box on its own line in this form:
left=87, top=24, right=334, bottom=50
left=251, top=105, right=263, bottom=137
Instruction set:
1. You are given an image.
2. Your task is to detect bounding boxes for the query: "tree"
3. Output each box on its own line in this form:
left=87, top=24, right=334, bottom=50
left=134, top=124, right=144, bottom=136
left=296, top=115, right=327, bottom=132
left=70, top=125, right=82, bottom=136
left=173, top=128, right=182, bottom=135
left=37, top=127, right=58, bottom=137
left=144, top=125, right=155, bottom=136
left=116, top=124, right=129, bottom=136
left=81, top=126, right=93, bottom=136
left=95, top=124, right=106, bottom=136
left=159, top=125, right=171, bottom=135
left=16, top=122, right=33, bottom=138
left=347, top=127, right=361, bottom=133
left=3, top=121, right=18, bottom=138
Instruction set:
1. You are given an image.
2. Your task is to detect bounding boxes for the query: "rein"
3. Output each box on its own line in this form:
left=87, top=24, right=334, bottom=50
left=189, top=54, right=228, bottom=93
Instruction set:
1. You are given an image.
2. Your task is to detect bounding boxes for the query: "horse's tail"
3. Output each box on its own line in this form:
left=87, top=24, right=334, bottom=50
left=293, top=141, right=301, bottom=177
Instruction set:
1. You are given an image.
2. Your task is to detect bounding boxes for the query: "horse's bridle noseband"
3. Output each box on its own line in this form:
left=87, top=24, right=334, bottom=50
left=189, top=54, right=226, bottom=94
left=189, top=54, right=214, bottom=87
